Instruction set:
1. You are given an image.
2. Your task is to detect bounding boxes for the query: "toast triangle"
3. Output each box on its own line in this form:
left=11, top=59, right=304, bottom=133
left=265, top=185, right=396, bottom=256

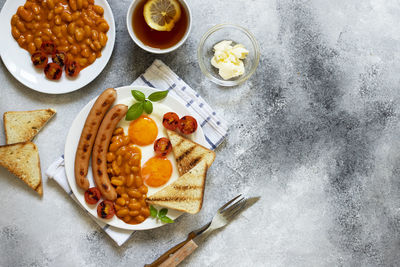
left=0, top=142, right=43, bottom=196
left=167, top=130, right=215, bottom=176
left=147, top=160, right=208, bottom=214
left=4, top=108, right=56, bottom=144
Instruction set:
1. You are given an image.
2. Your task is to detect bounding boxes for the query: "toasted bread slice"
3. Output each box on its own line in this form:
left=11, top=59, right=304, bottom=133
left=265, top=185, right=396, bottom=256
left=147, top=160, right=208, bottom=214
left=167, top=130, right=215, bottom=176
left=4, top=108, right=56, bottom=144
left=0, top=142, right=42, bottom=196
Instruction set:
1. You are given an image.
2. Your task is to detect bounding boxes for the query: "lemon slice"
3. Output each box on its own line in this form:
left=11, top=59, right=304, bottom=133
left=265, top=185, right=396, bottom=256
left=143, top=0, right=182, bottom=31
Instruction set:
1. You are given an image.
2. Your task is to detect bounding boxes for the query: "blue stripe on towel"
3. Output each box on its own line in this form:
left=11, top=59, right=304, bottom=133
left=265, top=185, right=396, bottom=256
left=167, top=83, right=176, bottom=91
left=201, top=116, right=211, bottom=127
left=205, top=135, right=217, bottom=150
left=186, top=99, right=194, bottom=107
left=140, top=75, right=155, bottom=88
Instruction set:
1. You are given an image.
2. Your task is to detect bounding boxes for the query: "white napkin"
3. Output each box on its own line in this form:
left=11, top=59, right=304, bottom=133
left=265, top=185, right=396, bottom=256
left=46, top=59, right=228, bottom=246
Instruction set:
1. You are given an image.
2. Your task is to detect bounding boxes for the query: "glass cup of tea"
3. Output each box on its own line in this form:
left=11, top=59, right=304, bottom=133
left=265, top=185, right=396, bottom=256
left=126, top=0, right=192, bottom=54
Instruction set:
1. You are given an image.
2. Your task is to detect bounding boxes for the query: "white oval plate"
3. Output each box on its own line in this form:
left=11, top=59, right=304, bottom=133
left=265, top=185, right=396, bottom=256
left=0, top=0, right=115, bottom=94
left=64, top=86, right=207, bottom=230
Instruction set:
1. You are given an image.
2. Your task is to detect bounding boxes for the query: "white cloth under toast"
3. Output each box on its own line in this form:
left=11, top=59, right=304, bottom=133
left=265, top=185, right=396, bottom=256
left=46, top=60, right=228, bottom=246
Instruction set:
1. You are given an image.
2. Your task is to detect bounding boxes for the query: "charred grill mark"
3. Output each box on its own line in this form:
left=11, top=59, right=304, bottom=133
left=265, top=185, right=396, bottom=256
left=177, top=146, right=195, bottom=162
left=102, top=184, right=108, bottom=190
left=34, top=182, right=41, bottom=190
left=96, top=110, right=101, bottom=116
left=111, top=112, right=119, bottom=120
left=83, top=144, right=89, bottom=152
left=175, top=139, right=184, bottom=147
left=188, top=157, right=201, bottom=169
left=80, top=170, right=84, bottom=176
left=53, top=68, right=61, bottom=78
left=97, top=158, right=102, bottom=165
left=102, top=100, right=108, bottom=107
left=97, top=170, right=102, bottom=176
left=165, top=142, right=171, bottom=151
left=149, top=197, right=200, bottom=201
left=173, top=185, right=201, bottom=190
left=86, top=133, right=92, bottom=140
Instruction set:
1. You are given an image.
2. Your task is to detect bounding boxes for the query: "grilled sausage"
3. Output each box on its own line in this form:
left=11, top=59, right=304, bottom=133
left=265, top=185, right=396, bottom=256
left=92, top=104, right=128, bottom=200
left=74, top=88, right=117, bottom=191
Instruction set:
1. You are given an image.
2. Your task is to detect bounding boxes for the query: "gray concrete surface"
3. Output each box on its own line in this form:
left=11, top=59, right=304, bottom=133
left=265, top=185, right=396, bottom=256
left=1, top=0, right=400, bottom=266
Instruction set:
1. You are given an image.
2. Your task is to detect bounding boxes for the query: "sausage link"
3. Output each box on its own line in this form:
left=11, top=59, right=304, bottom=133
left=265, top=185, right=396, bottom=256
left=92, top=104, right=128, bottom=200
left=74, top=88, right=116, bottom=190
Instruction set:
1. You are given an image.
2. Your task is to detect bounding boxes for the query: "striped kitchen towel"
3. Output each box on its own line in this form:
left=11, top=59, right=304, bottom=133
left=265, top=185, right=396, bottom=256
left=46, top=59, right=228, bottom=246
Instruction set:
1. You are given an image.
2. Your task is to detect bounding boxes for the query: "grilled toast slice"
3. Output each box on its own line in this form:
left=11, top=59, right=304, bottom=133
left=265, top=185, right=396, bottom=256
left=146, top=160, right=208, bottom=214
left=167, top=130, right=215, bottom=176
left=4, top=108, right=56, bottom=144
left=0, top=142, right=42, bottom=196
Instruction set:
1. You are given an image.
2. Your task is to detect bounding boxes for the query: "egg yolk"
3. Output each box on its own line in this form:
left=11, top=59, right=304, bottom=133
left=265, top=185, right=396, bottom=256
left=128, top=115, right=158, bottom=146
left=142, top=156, right=173, bottom=187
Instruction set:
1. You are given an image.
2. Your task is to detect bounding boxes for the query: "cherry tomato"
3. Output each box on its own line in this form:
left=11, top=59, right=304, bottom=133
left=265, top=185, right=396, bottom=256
left=84, top=187, right=101, bottom=205
left=44, top=63, right=62, bottom=80
left=40, top=41, right=56, bottom=55
left=162, top=112, right=179, bottom=131
left=31, top=51, right=48, bottom=68
left=178, top=116, right=198, bottom=135
left=154, top=137, right=172, bottom=157
left=65, top=61, right=81, bottom=77
left=97, top=200, right=115, bottom=219
left=52, top=50, right=68, bottom=67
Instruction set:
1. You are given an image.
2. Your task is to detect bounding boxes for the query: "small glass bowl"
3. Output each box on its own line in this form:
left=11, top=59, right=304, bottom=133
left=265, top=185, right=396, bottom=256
left=197, top=24, right=260, bottom=87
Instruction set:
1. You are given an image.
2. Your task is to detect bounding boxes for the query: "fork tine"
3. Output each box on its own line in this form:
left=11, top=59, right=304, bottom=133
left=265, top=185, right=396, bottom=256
left=221, top=197, right=245, bottom=216
left=218, top=194, right=242, bottom=212
left=225, top=200, right=247, bottom=220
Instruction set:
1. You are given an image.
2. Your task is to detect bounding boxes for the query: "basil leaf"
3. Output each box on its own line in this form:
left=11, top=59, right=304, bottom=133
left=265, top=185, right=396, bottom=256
left=131, top=90, right=146, bottom=102
left=143, top=100, right=153, bottom=114
left=125, top=102, right=143, bottom=121
left=160, top=216, right=174, bottom=223
left=150, top=205, right=158, bottom=218
left=148, top=90, right=169, bottom=102
left=158, top=208, right=168, bottom=218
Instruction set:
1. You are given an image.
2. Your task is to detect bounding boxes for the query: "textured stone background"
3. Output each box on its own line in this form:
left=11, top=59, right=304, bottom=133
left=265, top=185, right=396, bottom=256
left=1, top=0, right=400, bottom=266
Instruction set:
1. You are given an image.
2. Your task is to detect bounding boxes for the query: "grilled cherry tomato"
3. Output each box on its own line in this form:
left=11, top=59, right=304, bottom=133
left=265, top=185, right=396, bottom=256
left=97, top=200, right=115, bottom=219
left=31, top=51, right=48, bottom=68
left=162, top=112, right=179, bottom=131
left=154, top=137, right=172, bottom=157
left=52, top=50, right=68, bottom=67
left=40, top=40, right=56, bottom=55
left=178, top=116, right=198, bottom=135
left=84, top=187, right=101, bottom=205
left=65, top=61, right=81, bottom=77
left=44, top=63, right=62, bottom=80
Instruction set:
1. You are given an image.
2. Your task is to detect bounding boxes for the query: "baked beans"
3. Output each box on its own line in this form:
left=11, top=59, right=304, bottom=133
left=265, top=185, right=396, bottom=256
left=11, top=0, right=109, bottom=69
left=107, top=127, right=150, bottom=224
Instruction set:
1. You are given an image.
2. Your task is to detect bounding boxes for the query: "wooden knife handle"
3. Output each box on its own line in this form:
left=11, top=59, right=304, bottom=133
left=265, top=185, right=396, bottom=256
left=144, top=232, right=197, bottom=267
left=159, top=240, right=198, bottom=267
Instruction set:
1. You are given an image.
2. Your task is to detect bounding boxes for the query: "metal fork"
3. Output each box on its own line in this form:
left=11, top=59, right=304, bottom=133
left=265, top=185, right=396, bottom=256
left=145, top=194, right=260, bottom=267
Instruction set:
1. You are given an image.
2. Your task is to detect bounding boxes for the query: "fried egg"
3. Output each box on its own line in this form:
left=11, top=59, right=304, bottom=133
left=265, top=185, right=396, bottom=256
left=116, top=97, right=179, bottom=196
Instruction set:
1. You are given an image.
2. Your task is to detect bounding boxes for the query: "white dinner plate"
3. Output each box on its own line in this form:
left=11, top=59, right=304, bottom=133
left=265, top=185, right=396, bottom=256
left=0, top=0, right=115, bottom=94
left=64, top=86, right=207, bottom=230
